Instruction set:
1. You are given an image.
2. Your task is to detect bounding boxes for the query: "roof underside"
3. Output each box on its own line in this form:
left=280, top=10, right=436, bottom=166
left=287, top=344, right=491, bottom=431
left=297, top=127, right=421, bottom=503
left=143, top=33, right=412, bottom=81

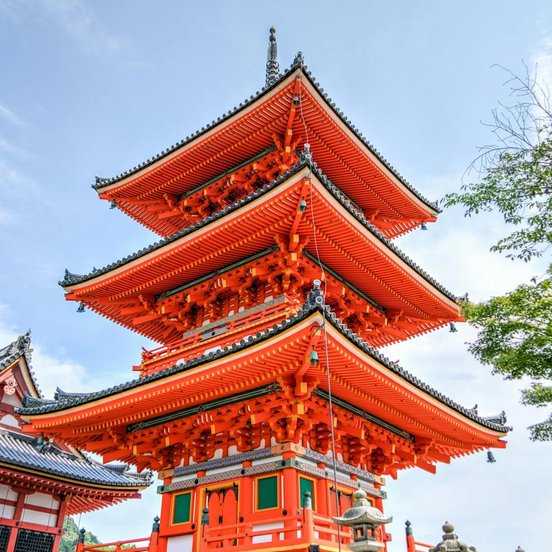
left=95, top=64, right=438, bottom=239
left=18, top=306, right=508, bottom=463
left=62, top=164, right=460, bottom=344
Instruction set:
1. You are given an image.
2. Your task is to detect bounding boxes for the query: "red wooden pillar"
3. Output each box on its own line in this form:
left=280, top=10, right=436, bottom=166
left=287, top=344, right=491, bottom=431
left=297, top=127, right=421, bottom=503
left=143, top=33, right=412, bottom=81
left=53, top=492, right=69, bottom=552
left=405, top=520, right=416, bottom=552
left=282, top=459, right=298, bottom=541
left=5, top=488, right=27, bottom=551
left=149, top=515, right=160, bottom=552
left=76, top=528, right=86, bottom=552
left=6, top=525, right=18, bottom=552
left=240, top=461, right=253, bottom=546
left=316, top=463, right=328, bottom=517
left=302, top=491, right=315, bottom=545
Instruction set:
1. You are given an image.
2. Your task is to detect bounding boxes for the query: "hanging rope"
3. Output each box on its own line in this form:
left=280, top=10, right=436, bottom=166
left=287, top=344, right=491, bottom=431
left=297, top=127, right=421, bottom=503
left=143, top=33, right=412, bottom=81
left=299, top=81, right=342, bottom=550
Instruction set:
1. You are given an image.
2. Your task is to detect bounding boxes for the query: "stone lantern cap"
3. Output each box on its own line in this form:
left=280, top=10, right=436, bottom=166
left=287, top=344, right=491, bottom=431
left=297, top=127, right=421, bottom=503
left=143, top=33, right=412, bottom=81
left=333, top=490, right=393, bottom=527
left=429, top=521, right=476, bottom=552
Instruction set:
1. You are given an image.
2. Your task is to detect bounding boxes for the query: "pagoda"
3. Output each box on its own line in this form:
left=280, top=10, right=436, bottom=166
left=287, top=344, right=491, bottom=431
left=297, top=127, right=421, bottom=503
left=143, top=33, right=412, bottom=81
left=0, top=333, right=151, bottom=552
left=19, top=30, right=509, bottom=552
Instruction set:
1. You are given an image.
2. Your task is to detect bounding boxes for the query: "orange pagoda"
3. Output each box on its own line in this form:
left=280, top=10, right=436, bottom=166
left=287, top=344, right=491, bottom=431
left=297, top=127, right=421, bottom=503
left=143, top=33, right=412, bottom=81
left=19, top=29, right=509, bottom=552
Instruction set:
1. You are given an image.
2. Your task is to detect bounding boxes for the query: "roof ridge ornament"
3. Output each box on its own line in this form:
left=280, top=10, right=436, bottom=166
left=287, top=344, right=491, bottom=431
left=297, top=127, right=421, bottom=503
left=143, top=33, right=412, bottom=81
left=293, top=51, right=304, bottom=67
left=265, top=26, right=280, bottom=87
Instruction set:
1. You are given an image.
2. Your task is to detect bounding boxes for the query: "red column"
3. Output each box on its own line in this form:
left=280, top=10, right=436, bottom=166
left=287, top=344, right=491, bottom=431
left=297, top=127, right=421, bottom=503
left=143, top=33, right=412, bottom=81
left=405, top=520, right=416, bottom=552
left=282, top=457, right=298, bottom=541
left=149, top=516, right=160, bottom=552
left=240, top=461, right=252, bottom=546
left=5, top=489, right=27, bottom=551
left=316, top=463, right=328, bottom=517
left=302, top=492, right=315, bottom=545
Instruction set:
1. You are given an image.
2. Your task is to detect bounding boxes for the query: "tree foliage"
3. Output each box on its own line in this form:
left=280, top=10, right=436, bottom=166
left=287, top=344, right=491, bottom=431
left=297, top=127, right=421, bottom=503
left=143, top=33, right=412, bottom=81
left=60, top=517, right=100, bottom=552
left=443, top=66, right=552, bottom=440
left=60, top=516, right=136, bottom=551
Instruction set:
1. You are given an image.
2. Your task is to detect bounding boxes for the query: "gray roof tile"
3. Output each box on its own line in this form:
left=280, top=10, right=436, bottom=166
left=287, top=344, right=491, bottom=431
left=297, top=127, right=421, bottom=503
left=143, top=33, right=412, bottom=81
left=0, top=430, right=151, bottom=487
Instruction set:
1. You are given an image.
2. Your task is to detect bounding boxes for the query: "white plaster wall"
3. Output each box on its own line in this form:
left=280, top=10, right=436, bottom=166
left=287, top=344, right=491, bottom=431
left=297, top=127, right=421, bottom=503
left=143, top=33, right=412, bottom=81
left=251, top=522, right=284, bottom=544
left=2, top=393, right=21, bottom=407
left=166, top=534, right=194, bottom=552
left=22, top=509, right=55, bottom=527
left=26, top=492, right=59, bottom=508
left=171, top=474, right=196, bottom=484
left=0, top=505, right=15, bottom=519
left=0, top=413, right=20, bottom=427
left=0, top=484, right=17, bottom=501
left=212, top=448, right=223, bottom=459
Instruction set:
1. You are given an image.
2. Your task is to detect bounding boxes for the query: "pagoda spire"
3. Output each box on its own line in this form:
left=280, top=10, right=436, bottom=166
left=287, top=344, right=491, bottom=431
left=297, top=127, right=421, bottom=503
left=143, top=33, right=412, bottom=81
left=265, top=26, right=280, bottom=86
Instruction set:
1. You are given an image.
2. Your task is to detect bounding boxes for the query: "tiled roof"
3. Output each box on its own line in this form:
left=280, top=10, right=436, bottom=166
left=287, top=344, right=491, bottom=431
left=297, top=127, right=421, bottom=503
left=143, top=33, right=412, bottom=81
left=92, top=54, right=438, bottom=214
left=0, top=332, right=42, bottom=398
left=0, top=429, right=151, bottom=487
left=18, top=297, right=509, bottom=434
left=62, top=158, right=457, bottom=303
left=1, top=332, right=31, bottom=371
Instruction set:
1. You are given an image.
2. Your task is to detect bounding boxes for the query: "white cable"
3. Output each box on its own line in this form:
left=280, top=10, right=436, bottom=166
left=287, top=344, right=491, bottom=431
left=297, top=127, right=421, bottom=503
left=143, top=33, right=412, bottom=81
left=299, top=81, right=342, bottom=550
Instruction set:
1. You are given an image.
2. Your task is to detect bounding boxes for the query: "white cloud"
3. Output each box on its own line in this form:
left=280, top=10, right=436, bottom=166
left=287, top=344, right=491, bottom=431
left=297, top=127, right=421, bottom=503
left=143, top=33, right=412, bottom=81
left=382, top=318, right=552, bottom=552
left=531, top=35, right=552, bottom=90
left=0, top=305, right=91, bottom=398
left=397, top=173, right=548, bottom=302
left=383, top=169, right=551, bottom=551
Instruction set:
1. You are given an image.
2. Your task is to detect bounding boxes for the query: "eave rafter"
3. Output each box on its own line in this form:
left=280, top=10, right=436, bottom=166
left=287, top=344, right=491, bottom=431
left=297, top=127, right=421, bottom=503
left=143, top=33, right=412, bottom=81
left=77, top=244, right=447, bottom=373
left=30, top=385, right=482, bottom=477
left=109, top=147, right=301, bottom=234
left=21, top=313, right=504, bottom=477
left=304, top=221, right=427, bottom=319
left=66, top=168, right=459, bottom=353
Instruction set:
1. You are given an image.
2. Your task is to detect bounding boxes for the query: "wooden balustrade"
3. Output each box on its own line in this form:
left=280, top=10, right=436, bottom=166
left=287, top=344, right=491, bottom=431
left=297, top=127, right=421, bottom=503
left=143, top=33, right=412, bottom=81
left=405, top=520, right=433, bottom=552
left=76, top=536, right=150, bottom=552
left=198, top=509, right=354, bottom=550
left=75, top=516, right=159, bottom=552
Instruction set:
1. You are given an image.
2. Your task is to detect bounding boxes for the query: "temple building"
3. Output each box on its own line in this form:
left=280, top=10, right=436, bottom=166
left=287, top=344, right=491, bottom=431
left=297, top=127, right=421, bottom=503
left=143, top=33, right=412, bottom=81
left=0, top=333, right=151, bottom=552
left=18, top=30, right=509, bottom=552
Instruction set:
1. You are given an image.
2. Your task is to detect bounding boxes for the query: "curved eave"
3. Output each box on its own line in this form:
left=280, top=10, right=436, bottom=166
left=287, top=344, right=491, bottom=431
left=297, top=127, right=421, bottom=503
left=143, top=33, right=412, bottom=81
left=19, top=310, right=507, bottom=451
left=0, top=462, right=147, bottom=492
left=63, top=165, right=460, bottom=342
left=0, top=466, right=143, bottom=515
left=95, top=64, right=438, bottom=238
left=0, top=431, right=150, bottom=490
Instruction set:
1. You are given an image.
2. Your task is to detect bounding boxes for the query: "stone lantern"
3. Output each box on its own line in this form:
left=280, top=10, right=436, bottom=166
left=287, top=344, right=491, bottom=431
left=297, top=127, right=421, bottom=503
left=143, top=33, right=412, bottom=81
left=333, top=489, right=392, bottom=552
left=428, top=521, right=476, bottom=552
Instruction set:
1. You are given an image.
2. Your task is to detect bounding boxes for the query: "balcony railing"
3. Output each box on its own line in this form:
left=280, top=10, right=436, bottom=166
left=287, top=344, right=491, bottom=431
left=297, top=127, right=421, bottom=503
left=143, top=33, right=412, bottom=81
left=77, top=536, right=150, bottom=552
left=75, top=517, right=159, bottom=552
left=199, top=508, right=354, bottom=551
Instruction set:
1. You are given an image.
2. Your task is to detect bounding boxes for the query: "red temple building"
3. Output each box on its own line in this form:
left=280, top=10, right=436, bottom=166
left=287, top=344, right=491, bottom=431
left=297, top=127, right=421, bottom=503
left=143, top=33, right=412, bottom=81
left=18, top=30, right=509, bottom=552
left=0, top=333, right=150, bottom=552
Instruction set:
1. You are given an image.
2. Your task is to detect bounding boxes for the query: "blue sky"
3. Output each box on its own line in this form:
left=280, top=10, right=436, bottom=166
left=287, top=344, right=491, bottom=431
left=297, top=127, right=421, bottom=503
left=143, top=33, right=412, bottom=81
left=0, top=1, right=551, bottom=550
